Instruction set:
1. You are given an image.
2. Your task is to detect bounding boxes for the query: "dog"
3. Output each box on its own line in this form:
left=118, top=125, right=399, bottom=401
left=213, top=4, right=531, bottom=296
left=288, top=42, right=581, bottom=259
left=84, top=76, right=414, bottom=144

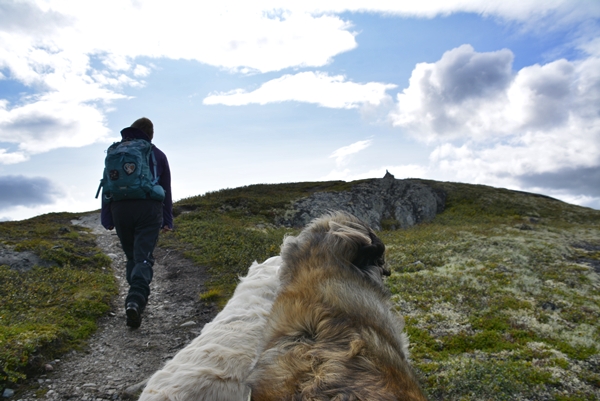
left=139, top=256, right=281, bottom=401
left=247, top=212, right=427, bottom=400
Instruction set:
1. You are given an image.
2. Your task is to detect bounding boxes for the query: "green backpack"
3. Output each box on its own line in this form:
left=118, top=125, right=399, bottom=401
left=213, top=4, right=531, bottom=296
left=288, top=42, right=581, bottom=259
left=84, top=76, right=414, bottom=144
left=95, top=138, right=165, bottom=202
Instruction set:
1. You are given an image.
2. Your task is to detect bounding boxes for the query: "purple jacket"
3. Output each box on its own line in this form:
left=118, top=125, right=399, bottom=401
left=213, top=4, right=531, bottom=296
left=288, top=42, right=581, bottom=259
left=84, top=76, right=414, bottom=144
left=100, top=127, right=174, bottom=229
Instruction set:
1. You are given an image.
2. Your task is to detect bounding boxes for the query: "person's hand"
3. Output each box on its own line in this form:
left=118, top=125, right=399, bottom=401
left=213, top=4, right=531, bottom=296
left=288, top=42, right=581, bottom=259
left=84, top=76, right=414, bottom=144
left=161, top=225, right=172, bottom=233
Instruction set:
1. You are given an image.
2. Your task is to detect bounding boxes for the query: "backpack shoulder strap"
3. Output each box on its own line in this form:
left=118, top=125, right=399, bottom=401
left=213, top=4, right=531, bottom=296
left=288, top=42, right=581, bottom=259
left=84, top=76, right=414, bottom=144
left=150, top=147, right=160, bottom=185
left=95, top=179, right=103, bottom=199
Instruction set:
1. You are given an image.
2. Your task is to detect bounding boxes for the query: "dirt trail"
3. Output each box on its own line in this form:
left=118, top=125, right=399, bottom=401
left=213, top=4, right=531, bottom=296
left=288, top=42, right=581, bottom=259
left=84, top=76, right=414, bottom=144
left=14, top=213, right=216, bottom=401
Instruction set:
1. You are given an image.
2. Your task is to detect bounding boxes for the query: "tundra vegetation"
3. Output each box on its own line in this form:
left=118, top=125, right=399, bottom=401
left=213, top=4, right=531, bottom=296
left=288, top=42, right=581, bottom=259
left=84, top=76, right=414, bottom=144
left=1, top=179, right=599, bottom=400
left=0, top=213, right=117, bottom=385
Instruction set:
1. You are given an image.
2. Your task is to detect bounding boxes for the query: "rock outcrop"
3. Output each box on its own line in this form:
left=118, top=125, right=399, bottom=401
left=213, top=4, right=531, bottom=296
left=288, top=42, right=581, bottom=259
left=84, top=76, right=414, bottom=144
left=0, top=245, right=55, bottom=272
left=278, top=174, right=446, bottom=230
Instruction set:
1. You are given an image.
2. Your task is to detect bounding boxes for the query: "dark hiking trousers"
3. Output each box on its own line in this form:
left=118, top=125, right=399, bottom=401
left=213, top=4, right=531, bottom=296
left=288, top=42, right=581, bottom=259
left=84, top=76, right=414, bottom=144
left=111, top=199, right=163, bottom=311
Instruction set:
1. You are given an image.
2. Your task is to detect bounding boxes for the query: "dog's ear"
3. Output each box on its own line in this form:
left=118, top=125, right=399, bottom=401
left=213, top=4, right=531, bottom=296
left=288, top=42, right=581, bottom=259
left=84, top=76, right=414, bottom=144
left=352, top=231, right=387, bottom=274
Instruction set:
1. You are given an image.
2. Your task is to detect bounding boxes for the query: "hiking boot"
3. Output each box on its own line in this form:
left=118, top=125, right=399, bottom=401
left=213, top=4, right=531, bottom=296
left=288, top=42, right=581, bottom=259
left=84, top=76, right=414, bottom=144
left=126, top=302, right=142, bottom=329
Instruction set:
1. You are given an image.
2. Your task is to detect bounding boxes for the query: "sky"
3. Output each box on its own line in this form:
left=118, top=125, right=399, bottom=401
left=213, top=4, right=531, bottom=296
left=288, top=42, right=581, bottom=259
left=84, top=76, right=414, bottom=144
left=1, top=0, right=600, bottom=221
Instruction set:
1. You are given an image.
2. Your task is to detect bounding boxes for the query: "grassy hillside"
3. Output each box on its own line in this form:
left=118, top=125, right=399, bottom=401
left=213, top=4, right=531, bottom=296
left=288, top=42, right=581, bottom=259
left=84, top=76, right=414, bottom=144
left=163, top=179, right=600, bottom=399
left=383, top=181, right=600, bottom=399
left=161, top=180, right=357, bottom=298
left=0, top=213, right=117, bottom=386
left=1, top=179, right=599, bottom=399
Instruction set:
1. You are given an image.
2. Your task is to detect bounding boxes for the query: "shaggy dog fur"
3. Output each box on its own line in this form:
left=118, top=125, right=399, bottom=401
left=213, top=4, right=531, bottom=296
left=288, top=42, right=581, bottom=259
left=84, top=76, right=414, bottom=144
left=138, top=256, right=281, bottom=401
left=247, top=212, right=427, bottom=400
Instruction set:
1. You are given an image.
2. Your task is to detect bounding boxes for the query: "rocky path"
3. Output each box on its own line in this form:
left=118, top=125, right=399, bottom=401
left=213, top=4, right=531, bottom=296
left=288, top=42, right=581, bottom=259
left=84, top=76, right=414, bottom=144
left=14, top=213, right=216, bottom=401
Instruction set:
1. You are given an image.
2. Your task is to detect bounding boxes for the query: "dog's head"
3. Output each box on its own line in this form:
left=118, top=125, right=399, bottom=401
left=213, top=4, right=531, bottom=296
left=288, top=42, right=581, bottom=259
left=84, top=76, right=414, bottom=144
left=352, top=229, right=389, bottom=278
left=280, top=211, right=389, bottom=288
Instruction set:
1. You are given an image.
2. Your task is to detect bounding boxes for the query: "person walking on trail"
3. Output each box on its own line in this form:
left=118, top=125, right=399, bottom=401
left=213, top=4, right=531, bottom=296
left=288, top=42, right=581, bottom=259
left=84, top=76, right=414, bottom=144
left=99, top=117, right=173, bottom=329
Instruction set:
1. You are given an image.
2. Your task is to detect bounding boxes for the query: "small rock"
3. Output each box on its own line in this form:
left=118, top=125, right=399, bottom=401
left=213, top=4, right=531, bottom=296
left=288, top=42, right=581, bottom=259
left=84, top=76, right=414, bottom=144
left=2, top=388, right=14, bottom=398
left=180, top=321, right=196, bottom=327
left=122, top=379, right=148, bottom=399
left=495, top=265, right=510, bottom=273
left=45, top=363, right=54, bottom=371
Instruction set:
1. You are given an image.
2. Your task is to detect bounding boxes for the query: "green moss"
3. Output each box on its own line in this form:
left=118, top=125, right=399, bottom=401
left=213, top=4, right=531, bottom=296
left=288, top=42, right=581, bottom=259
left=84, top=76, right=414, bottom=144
left=404, top=320, right=442, bottom=360
left=444, top=331, right=517, bottom=353
left=553, top=358, right=570, bottom=369
left=470, top=315, right=511, bottom=332
left=380, top=218, right=400, bottom=231
left=35, top=387, right=49, bottom=398
left=555, top=395, right=593, bottom=401
left=549, top=341, right=597, bottom=360
left=580, top=371, right=600, bottom=388
left=0, top=212, right=117, bottom=386
left=420, top=356, right=557, bottom=400
left=199, top=288, right=222, bottom=302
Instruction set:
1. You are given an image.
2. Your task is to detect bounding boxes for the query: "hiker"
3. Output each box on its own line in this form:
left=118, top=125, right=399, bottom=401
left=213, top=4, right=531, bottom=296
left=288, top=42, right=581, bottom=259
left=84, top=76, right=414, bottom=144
left=99, top=117, right=173, bottom=329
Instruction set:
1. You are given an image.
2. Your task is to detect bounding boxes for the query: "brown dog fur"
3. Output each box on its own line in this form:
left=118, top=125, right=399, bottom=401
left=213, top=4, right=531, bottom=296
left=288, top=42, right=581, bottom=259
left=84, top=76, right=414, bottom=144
left=248, top=212, right=427, bottom=400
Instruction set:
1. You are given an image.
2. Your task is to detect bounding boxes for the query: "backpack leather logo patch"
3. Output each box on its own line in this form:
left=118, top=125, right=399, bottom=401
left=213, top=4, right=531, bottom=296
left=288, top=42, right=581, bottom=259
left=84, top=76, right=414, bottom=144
left=123, top=163, right=136, bottom=175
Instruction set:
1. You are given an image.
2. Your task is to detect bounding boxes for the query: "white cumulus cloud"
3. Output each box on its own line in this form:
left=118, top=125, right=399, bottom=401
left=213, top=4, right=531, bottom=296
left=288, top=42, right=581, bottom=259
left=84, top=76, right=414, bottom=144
left=0, top=0, right=360, bottom=163
left=391, top=44, right=600, bottom=198
left=296, top=0, right=600, bottom=22
left=0, top=96, right=113, bottom=157
left=204, top=72, right=396, bottom=108
left=1, top=0, right=599, bottom=165
left=391, top=45, right=515, bottom=140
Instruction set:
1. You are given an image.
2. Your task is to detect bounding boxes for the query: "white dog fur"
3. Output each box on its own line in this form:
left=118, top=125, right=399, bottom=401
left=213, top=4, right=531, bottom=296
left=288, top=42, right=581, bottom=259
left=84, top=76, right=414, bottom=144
left=138, top=256, right=281, bottom=401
